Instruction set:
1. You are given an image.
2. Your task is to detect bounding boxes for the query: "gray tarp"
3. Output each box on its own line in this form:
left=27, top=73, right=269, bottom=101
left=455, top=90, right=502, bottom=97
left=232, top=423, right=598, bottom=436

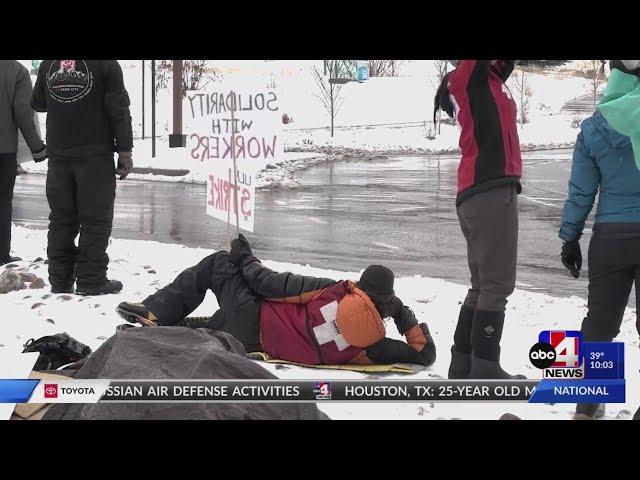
left=44, top=326, right=329, bottom=420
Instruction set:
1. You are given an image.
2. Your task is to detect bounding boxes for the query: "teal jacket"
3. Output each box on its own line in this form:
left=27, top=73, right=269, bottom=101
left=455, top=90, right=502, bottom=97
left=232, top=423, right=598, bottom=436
left=559, top=110, right=640, bottom=242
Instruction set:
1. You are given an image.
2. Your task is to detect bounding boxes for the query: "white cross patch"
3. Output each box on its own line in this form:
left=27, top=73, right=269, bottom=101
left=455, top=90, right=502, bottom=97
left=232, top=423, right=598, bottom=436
left=313, top=301, right=350, bottom=351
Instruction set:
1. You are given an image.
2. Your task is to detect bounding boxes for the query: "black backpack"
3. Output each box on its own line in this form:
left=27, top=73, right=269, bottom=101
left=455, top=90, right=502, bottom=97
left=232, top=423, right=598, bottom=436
left=22, top=333, right=92, bottom=371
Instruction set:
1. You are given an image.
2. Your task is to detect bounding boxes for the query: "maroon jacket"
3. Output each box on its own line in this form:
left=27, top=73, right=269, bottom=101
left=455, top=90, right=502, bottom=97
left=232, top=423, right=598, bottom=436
left=447, top=60, right=522, bottom=205
left=238, top=258, right=437, bottom=367
left=260, top=281, right=371, bottom=365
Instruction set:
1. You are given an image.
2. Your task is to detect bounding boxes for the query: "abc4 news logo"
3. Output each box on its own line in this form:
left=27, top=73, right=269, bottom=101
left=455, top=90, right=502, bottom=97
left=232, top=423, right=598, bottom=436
left=529, top=342, right=559, bottom=369
left=529, top=331, right=584, bottom=379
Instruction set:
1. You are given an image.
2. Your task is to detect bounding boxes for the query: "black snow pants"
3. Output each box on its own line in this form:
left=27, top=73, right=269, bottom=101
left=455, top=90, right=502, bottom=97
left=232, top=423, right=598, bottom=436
left=46, top=155, right=116, bottom=289
left=581, top=224, right=640, bottom=343
left=142, top=251, right=263, bottom=352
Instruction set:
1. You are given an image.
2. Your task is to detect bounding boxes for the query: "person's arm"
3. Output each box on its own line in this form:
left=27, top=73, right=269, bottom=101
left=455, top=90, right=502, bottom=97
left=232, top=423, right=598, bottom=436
left=31, top=63, right=47, bottom=112
left=559, top=131, right=600, bottom=242
left=361, top=324, right=436, bottom=367
left=492, top=60, right=516, bottom=82
left=13, top=64, right=45, bottom=155
left=454, top=60, right=492, bottom=88
left=103, top=60, right=133, bottom=153
left=230, top=234, right=335, bottom=301
left=240, top=257, right=337, bottom=302
left=390, top=296, right=418, bottom=335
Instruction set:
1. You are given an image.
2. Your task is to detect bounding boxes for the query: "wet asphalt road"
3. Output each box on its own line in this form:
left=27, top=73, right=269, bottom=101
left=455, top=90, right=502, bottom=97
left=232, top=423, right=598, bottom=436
left=12, top=149, right=592, bottom=299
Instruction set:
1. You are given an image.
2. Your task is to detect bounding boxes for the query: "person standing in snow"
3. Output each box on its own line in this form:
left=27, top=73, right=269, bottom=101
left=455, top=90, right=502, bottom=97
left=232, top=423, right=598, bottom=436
left=560, top=60, right=640, bottom=419
left=0, top=61, right=47, bottom=265
left=116, top=235, right=437, bottom=368
left=31, top=60, right=133, bottom=295
left=434, top=60, right=525, bottom=379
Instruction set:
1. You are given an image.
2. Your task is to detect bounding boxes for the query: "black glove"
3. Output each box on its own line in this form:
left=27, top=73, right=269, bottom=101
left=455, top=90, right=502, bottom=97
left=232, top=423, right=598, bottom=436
left=229, top=233, right=253, bottom=266
left=116, top=151, right=133, bottom=180
left=390, top=297, right=418, bottom=335
left=610, top=60, right=640, bottom=77
left=32, top=145, right=47, bottom=163
left=561, top=240, right=582, bottom=279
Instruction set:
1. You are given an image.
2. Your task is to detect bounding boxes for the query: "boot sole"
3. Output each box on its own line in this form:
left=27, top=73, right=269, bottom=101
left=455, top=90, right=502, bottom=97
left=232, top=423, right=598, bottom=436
left=116, top=306, right=157, bottom=327
left=51, top=288, right=75, bottom=294
left=76, top=287, right=123, bottom=296
left=177, top=316, right=211, bottom=328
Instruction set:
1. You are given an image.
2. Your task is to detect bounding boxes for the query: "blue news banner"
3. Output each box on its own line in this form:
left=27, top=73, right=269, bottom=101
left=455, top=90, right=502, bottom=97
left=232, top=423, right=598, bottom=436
left=0, top=341, right=626, bottom=405
left=528, top=342, right=625, bottom=404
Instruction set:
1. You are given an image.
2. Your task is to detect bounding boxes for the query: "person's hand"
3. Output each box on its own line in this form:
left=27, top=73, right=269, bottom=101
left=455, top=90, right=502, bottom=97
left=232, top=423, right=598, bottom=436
left=116, top=151, right=133, bottom=180
left=610, top=60, right=640, bottom=77
left=561, top=240, right=582, bottom=279
left=230, top=233, right=253, bottom=266
left=32, top=145, right=47, bottom=163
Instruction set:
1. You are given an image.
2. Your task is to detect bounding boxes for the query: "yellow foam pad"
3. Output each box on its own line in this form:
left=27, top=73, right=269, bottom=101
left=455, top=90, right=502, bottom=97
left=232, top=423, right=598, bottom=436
left=248, top=352, right=416, bottom=374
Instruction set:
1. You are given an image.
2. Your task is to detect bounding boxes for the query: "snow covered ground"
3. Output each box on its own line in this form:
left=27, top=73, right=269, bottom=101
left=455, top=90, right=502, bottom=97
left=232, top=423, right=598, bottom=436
left=1, top=226, right=638, bottom=420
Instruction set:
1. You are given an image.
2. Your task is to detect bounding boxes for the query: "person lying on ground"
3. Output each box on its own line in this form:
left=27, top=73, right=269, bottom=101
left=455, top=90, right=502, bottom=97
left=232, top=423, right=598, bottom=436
left=116, top=235, right=436, bottom=367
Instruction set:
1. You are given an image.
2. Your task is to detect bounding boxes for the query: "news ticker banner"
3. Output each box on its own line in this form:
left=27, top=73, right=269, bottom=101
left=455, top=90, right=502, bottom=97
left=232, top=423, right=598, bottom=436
left=0, top=378, right=625, bottom=404
left=0, top=331, right=627, bottom=418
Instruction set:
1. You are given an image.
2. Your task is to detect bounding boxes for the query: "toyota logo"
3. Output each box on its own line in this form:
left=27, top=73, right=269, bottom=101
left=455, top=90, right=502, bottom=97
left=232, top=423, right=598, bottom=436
left=44, top=384, right=58, bottom=398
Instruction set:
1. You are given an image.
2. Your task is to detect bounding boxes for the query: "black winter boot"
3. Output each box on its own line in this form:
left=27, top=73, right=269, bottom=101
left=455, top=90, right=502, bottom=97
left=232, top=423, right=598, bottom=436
left=51, top=284, right=75, bottom=294
left=116, top=301, right=158, bottom=326
left=448, top=305, right=475, bottom=379
left=77, top=279, right=123, bottom=296
left=574, top=403, right=605, bottom=420
left=449, top=347, right=472, bottom=379
left=468, top=309, right=526, bottom=380
left=0, top=256, right=22, bottom=265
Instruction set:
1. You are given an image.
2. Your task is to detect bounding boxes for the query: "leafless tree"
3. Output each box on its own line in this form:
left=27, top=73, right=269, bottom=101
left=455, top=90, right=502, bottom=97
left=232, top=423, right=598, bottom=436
left=155, top=60, right=218, bottom=96
left=367, top=60, right=403, bottom=77
left=313, top=62, right=345, bottom=138
left=513, top=65, right=533, bottom=124
left=578, top=60, right=607, bottom=110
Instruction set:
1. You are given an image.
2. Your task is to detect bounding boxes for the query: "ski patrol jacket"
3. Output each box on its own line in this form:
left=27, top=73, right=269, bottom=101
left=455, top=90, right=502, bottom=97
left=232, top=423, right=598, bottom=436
left=237, top=256, right=436, bottom=366
left=446, top=60, right=522, bottom=205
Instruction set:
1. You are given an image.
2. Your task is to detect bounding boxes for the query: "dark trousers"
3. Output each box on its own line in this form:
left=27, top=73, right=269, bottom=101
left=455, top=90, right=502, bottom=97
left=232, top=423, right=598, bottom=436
left=0, top=153, right=17, bottom=260
left=457, top=183, right=519, bottom=312
left=581, top=228, right=640, bottom=342
left=143, top=251, right=262, bottom=352
left=46, top=155, right=116, bottom=288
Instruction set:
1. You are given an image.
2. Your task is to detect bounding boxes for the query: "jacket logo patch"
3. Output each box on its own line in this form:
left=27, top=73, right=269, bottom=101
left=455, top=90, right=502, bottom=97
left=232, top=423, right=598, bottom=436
left=314, top=301, right=349, bottom=351
left=46, top=60, right=93, bottom=104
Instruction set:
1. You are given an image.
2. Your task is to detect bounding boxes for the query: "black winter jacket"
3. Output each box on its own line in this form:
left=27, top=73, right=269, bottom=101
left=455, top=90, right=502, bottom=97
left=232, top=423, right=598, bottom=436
left=32, top=60, right=132, bottom=158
